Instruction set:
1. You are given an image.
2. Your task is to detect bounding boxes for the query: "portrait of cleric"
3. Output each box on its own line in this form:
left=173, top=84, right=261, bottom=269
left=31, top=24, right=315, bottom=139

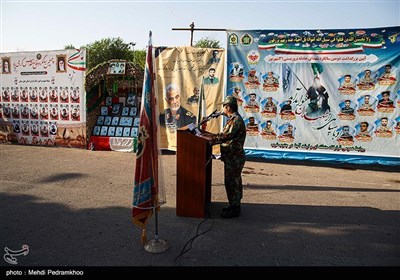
left=2, top=57, right=11, bottom=74
left=305, top=76, right=330, bottom=118
left=159, top=83, right=196, bottom=133
left=56, top=55, right=67, bottom=73
left=229, top=62, right=244, bottom=82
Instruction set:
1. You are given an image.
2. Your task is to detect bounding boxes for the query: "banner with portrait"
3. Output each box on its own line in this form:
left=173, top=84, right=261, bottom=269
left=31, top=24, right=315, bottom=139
left=226, top=27, right=400, bottom=163
left=0, top=49, right=86, bottom=148
left=155, top=47, right=225, bottom=150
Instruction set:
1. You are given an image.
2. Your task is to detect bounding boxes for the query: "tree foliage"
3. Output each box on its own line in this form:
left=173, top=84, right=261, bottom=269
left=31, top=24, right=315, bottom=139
left=78, top=37, right=146, bottom=71
left=83, top=37, right=130, bottom=70
left=132, top=50, right=146, bottom=69
left=65, top=36, right=222, bottom=72
left=194, top=37, right=221, bottom=48
left=64, top=44, right=76, bottom=50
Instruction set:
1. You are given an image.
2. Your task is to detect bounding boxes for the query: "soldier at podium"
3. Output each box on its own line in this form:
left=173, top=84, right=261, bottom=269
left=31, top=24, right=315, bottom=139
left=210, top=96, right=246, bottom=218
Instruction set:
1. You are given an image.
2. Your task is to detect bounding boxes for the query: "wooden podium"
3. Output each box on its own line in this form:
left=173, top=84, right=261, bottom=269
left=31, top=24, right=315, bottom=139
left=176, top=129, right=214, bottom=218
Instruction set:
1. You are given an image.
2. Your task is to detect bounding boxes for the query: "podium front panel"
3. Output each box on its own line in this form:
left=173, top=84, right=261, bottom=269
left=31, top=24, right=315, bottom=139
left=176, top=130, right=212, bottom=218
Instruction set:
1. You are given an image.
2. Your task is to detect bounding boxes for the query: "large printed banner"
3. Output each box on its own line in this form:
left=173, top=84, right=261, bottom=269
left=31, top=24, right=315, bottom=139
left=227, top=27, right=400, bottom=159
left=156, top=47, right=225, bottom=150
left=0, top=49, right=87, bottom=148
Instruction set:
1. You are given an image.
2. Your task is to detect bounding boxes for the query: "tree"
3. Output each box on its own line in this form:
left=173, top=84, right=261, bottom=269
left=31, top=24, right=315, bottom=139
left=194, top=36, right=221, bottom=48
left=84, top=37, right=130, bottom=70
left=133, top=50, right=146, bottom=70
left=64, top=37, right=147, bottom=71
left=64, top=44, right=76, bottom=50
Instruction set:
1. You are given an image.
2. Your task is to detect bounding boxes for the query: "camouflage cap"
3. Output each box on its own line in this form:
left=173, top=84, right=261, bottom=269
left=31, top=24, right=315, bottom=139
left=222, top=95, right=237, bottom=105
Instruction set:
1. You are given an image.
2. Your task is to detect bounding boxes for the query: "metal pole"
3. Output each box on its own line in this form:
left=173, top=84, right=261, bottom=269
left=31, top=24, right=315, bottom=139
left=190, top=22, right=195, bottom=46
left=143, top=208, right=169, bottom=254
left=172, top=22, right=227, bottom=47
left=154, top=208, right=159, bottom=241
left=129, top=42, right=136, bottom=63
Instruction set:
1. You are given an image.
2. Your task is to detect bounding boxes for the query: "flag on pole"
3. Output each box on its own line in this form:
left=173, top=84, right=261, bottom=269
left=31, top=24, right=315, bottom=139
left=197, top=77, right=207, bottom=130
left=282, top=63, right=297, bottom=96
left=132, top=31, right=165, bottom=244
left=311, top=63, right=323, bottom=77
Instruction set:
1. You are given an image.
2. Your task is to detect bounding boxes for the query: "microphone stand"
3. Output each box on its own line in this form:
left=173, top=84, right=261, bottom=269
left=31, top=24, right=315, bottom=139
left=194, top=110, right=223, bottom=131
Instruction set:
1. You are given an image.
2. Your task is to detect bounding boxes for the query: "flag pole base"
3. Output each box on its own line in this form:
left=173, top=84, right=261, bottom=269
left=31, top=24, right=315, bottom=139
left=144, top=239, right=169, bottom=254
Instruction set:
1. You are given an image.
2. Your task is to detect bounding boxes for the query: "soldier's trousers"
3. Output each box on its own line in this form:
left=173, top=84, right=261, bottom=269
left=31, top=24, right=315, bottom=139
left=224, top=158, right=245, bottom=207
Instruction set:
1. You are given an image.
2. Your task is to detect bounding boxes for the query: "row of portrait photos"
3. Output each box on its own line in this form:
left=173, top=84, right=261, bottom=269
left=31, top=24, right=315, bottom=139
left=96, top=115, right=139, bottom=127
left=92, top=126, right=138, bottom=138
left=0, top=103, right=81, bottom=121
left=12, top=120, right=58, bottom=137
left=93, top=115, right=139, bottom=137
left=1, top=86, right=82, bottom=104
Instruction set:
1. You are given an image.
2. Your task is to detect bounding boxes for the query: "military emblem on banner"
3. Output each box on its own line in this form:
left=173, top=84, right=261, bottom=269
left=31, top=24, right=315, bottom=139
left=229, top=33, right=238, bottom=46
left=246, top=49, right=260, bottom=65
left=241, top=33, right=253, bottom=46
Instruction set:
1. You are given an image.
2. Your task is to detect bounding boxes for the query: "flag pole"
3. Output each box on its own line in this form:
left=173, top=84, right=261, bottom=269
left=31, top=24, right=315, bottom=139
left=142, top=30, right=168, bottom=254
left=131, top=30, right=168, bottom=253
left=144, top=208, right=168, bottom=253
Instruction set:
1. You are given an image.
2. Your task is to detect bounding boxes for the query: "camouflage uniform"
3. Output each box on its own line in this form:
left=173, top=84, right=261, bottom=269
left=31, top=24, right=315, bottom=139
left=217, top=112, right=246, bottom=208
left=159, top=107, right=196, bottom=131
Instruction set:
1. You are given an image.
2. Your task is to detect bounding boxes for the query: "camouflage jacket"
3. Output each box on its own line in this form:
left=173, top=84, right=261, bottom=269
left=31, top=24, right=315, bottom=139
left=216, top=112, right=246, bottom=161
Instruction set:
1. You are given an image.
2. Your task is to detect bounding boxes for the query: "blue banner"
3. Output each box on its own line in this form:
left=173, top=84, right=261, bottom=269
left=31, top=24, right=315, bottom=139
left=226, top=27, right=400, bottom=164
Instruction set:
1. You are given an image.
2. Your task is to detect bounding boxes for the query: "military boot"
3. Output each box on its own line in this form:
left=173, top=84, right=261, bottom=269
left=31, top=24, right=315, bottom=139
left=221, top=205, right=241, bottom=218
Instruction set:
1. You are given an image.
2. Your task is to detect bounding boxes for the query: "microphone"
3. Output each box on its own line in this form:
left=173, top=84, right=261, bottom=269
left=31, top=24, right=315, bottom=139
left=210, top=110, right=224, bottom=118
left=208, top=109, right=218, bottom=117
left=196, top=110, right=225, bottom=130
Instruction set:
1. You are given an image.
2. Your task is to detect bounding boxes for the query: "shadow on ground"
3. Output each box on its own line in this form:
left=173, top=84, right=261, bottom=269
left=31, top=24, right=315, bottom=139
left=1, top=192, right=399, bottom=267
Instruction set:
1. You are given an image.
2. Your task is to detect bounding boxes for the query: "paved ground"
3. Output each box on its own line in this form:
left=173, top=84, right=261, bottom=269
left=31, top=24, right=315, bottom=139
left=0, top=144, right=399, bottom=270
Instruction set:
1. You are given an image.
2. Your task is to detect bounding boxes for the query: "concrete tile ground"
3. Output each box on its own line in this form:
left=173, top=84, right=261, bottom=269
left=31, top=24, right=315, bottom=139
left=0, top=144, right=399, bottom=271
